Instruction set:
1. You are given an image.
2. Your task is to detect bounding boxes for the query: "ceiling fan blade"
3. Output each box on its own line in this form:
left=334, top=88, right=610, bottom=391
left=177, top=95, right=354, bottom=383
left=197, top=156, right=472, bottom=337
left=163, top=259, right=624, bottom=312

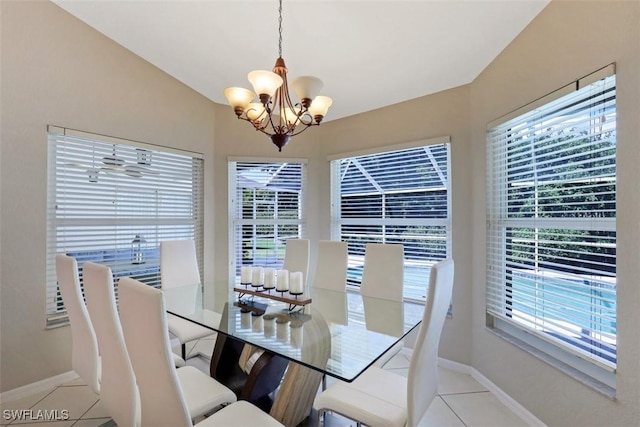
left=125, top=164, right=160, bottom=176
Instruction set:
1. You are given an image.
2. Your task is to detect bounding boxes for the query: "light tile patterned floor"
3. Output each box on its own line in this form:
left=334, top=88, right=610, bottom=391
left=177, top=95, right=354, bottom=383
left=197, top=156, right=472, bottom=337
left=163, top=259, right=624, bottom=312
left=1, top=339, right=529, bottom=427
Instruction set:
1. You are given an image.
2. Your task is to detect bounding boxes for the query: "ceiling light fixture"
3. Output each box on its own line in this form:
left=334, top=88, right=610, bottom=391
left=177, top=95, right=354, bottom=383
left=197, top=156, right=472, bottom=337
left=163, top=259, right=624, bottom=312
left=223, top=0, right=332, bottom=152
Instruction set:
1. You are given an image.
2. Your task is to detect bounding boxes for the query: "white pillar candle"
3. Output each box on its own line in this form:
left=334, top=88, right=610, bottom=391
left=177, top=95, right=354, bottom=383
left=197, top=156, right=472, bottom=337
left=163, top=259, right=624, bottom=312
left=251, top=266, right=264, bottom=287
left=289, top=271, right=304, bottom=295
left=276, top=269, right=289, bottom=292
left=240, top=266, right=252, bottom=284
left=263, top=268, right=276, bottom=289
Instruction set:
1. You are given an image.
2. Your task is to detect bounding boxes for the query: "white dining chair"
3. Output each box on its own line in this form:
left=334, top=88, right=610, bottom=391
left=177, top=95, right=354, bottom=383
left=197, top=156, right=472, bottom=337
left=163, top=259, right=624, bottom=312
left=311, top=240, right=348, bottom=292
left=55, top=254, right=101, bottom=395
left=360, top=243, right=405, bottom=366
left=118, top=276, right=284, bottom=427
left=83, top=262, right=139, bottom=427
left=314, top=258, right=455, bottom=427
left=161, top=239, right=215, bottom=360
left=84, top=263, right=235, bottom=424
left=282, top=238, right=310, bottom=287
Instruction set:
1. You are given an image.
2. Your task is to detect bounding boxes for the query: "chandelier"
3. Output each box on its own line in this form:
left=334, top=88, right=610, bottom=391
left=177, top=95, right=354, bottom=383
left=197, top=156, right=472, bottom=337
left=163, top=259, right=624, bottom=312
left=223, top=0, right=332, bottom=151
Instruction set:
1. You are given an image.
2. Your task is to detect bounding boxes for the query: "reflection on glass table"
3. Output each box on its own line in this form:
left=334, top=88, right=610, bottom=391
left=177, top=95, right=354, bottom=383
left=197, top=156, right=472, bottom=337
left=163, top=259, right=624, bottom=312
left=164, top=283, right=424, bottom=382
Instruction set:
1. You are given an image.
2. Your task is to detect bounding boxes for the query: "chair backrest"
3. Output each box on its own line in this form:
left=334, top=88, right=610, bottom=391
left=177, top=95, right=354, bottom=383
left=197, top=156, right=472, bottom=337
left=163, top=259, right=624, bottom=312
left=406, top=259, right=454, bottom=427
left=360, top=243, right=404, bottom=302
left=119, top=277, right=193, bottom=427
left=160, top=240, right=200, bottom=313
left=55, top=254, right=101, bottom=394
left=83, top=262, right=139, bottom=427
left=282, top=239, right=310, bottom=286
left=311, top=240, right=348, bottom=292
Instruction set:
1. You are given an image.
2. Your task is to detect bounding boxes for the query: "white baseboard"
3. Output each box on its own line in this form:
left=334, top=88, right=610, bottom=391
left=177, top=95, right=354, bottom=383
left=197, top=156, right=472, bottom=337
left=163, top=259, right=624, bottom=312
left=469, top=368, right=547, bottom=427
left=438, top=357, right=546, bottom=427
left=436, top=357, right=546, bottom=427
left=437, top=357, right=473, bottom=374
left=0, top=371, right=79, bottom=403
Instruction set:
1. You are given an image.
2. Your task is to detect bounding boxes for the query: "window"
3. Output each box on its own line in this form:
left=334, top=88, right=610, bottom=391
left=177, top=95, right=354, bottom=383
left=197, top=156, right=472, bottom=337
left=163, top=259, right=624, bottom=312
left=229, top=159, right=306, bottom=282
left=486, top=66, right=617, bottom=373
left=46, top=127, right=204, bottom=327
left=330, top=138, right=451, bottom=301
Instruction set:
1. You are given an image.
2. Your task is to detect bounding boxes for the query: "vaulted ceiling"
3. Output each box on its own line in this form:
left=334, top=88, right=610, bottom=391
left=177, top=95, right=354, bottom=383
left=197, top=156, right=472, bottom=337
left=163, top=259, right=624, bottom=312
left=52, top=0, right=549, bottom=121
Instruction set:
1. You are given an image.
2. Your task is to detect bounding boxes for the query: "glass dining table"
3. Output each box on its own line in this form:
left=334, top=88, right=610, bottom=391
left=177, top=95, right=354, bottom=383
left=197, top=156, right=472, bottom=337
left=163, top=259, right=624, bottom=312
left=163, top=281, right=424, bottom=426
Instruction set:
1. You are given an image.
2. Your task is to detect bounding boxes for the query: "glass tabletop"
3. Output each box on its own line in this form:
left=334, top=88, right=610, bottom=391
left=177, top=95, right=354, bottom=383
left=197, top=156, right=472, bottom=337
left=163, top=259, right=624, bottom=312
left=164, top=282, right=424, bottom=382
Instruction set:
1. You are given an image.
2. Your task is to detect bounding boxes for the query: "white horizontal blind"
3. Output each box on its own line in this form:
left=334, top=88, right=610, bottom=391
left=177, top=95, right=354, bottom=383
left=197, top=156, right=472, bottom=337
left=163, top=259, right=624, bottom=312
left=46, top=128, right=204, bottom=327
left=486, top=71, right=616, bottom=369
left=331, top=143, right=451, bottom=301
left=229, top=161, right=306, bottom=283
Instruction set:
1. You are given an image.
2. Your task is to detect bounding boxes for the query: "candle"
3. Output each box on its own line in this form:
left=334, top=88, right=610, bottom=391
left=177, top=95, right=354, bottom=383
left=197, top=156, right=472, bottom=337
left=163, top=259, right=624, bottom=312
left=289, top=271, right=304, bottom=295
left=276, top=269, right=289, bottom=292
left=263, top=268, right=276, bottom=290
left=251, top=266, right=264, bottom=288
left=240, top=266, right=252, bottom=284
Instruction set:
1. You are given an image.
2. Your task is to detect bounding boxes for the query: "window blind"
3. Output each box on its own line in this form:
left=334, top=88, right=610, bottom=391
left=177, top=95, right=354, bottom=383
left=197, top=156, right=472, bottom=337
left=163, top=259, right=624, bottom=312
left=46, top=128, right=204, bottom=327
left=229, top=160, right=307, bottom=283
left=486, top=68, right=617, bottom=369
left=331, top=141, right=451, bottom=301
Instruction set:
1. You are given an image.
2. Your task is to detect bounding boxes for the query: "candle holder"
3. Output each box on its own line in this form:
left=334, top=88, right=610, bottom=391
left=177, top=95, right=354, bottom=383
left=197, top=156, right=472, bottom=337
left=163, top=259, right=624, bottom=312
left=233, top=286, right=312, bottom=312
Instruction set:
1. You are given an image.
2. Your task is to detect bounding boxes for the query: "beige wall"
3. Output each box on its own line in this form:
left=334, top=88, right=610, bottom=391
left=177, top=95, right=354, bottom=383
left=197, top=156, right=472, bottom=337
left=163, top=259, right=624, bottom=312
left=469, top=1, right=640, bottom=425
left=0, top=0, right=216, bottom=391
left=3, top=1, right=640, bottom=425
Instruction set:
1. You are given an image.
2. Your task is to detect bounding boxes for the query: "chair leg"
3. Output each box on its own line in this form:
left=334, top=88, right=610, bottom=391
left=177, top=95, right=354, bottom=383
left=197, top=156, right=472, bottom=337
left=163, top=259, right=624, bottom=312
left=182, top=343, right=186, bottom=360
left=322, top=374, right=326, bottom=391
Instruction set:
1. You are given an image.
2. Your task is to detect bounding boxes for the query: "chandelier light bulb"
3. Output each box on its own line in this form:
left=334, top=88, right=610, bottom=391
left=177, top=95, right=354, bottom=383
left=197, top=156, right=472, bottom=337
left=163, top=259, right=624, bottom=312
left=291, top=76, right=323, bottom=108
left=248, top=70, right=283, bottom=100
left=281, top=107, right=300, bottom=126
left=223, top=87, right=255, bottom=115
left=308, top=96, right=333, bottom=122
left=245, top=103, right=266, bottom=122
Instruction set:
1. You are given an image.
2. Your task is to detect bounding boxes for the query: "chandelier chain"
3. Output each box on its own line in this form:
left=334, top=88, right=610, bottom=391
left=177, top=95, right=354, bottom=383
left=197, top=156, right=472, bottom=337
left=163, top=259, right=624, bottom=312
left=278, top=0, right=283, bottom=58
left=223, top=0, right=331, bottom=151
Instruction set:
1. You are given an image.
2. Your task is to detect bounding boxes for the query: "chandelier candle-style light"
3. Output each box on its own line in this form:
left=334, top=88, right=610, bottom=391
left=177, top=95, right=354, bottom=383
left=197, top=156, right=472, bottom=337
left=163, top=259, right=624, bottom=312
left=223, top=0, right=332, bottom=151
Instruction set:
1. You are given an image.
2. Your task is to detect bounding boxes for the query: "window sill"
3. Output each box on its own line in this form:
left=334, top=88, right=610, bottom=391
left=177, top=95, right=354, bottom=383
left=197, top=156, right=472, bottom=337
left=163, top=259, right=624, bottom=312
left=485, top=325, right=616, bottom=400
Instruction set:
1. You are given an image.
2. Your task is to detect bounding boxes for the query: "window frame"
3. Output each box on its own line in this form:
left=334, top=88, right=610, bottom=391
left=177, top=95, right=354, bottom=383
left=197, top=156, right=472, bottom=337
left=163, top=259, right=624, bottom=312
left=329, top=137, right=452, bottom=302
left=228, top=158, right=307, bottom=284
left=485, top=65, right=617, bottom=389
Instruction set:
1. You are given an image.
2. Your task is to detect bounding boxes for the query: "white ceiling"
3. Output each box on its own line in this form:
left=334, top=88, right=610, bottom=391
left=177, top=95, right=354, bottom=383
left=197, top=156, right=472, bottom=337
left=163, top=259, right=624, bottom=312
left=51, top=0, right=549, bottom=121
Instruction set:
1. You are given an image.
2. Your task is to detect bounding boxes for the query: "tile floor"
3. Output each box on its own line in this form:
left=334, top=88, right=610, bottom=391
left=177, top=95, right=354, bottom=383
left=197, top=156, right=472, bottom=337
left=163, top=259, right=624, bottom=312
left=1, top=337, right=530, bottom=427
